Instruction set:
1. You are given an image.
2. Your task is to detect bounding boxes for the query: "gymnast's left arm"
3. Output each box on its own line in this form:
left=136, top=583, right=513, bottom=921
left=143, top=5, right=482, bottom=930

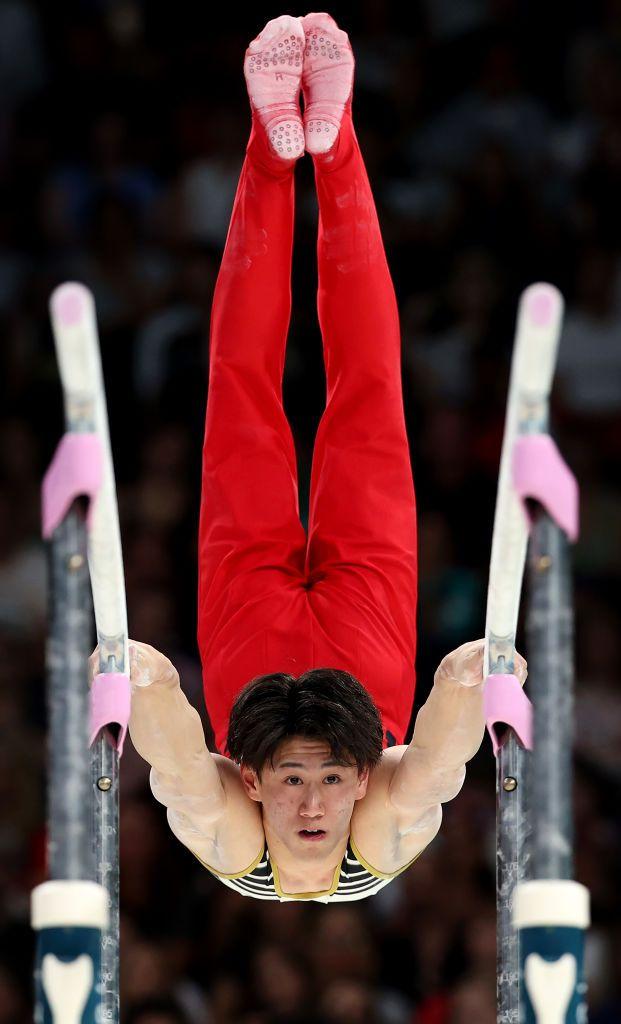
left=388, top=639, right=527, bottom=822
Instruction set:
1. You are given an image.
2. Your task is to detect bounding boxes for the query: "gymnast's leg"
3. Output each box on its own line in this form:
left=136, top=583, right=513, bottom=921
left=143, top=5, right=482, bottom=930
left=198, top=17, right=307, bottom=677
left=303, top=15, right=418, bottom=737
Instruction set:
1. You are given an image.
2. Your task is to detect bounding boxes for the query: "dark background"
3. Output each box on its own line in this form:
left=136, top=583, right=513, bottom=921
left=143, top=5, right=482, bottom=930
left=2, top=2, right=621, bottom=1022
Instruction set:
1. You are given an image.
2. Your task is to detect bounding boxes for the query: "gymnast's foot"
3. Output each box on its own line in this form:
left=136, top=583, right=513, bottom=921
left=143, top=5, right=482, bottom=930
left=244, top=15, right=305, bottom=160
left=300, top=12, right=355, bottom=155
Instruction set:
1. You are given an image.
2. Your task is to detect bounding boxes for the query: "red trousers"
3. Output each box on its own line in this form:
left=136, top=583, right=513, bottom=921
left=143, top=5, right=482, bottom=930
left=198, top=108, right=417, bottom=755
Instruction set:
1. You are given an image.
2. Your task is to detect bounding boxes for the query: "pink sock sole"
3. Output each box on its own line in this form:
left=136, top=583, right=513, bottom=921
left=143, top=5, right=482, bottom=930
left=244, top=16, right=305, bottom=160
left=301, top=14, right=355, bottom=155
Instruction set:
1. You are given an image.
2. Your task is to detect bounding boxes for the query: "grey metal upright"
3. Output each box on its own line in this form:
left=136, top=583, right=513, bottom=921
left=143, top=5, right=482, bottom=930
left=92, top=678, right=123, bottom=1023
left=46, top=506, right=94, bottom=882
left=495, top=727, right=530, bottom=1022
left=527, top=515, right=574, bottom=882
left=511, top=504, right=590, bottom=1024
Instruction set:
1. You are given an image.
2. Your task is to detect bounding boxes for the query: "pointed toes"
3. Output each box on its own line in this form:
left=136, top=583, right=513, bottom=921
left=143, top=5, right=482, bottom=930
left=300, top=12, right=349, bottom=43
left=249, top=14, right=304, bottom=52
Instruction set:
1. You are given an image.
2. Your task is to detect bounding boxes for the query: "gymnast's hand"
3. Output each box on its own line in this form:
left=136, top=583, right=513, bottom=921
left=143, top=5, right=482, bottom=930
left=435, top=638, right=527, bottom=689
left=88, top=640, right=179, bottom=690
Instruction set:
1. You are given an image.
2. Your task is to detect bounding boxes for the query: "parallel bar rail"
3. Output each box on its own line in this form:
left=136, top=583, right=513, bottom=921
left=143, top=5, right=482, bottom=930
left=483, top=283, right=564, bottom=1023
left=49, top=283, right=129, bottom=1024
left=33, top=283, right=130, bottom=1024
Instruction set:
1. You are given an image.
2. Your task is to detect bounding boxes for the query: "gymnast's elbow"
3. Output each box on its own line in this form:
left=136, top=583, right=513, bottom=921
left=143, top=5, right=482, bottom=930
left=436, top=764, right=467, bottom=804
left=390, top=761, right=467, bottom=817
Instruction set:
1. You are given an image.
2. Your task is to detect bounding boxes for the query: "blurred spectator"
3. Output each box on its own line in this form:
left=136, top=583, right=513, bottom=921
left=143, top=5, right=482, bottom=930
left=173, top=105, right=245, bottom=247
left=248, top=944, right=310, bottom=1021
left=124, top=997, right=190, bottom=1024
left=557, top=246, right=621, bottom=416
left=411, top=41, right=550, bottom=175
left=574, top=603, right=621, bottom=781
left=0, top=961, right=29, bottom=1024
left=446, top=974, right=496, bottom=1023
left=0, top=1, right=46, bottom=120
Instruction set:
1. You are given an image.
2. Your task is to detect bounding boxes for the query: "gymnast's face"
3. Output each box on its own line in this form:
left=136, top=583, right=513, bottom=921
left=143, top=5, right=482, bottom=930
left=241, top=737, right=369, bottom=860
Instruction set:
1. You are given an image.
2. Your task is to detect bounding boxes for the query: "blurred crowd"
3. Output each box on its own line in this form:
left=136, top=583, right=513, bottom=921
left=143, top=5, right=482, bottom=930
left=2, top=1, right=621, bottom=1021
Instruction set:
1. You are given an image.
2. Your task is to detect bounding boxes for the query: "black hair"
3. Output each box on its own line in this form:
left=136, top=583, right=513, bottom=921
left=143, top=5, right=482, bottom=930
left=226, top=667, right=384, bottom=775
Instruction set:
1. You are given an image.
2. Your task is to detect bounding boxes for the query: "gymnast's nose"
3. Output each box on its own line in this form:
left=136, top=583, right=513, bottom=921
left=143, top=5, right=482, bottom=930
left=299, top=787, right=324, bottom=818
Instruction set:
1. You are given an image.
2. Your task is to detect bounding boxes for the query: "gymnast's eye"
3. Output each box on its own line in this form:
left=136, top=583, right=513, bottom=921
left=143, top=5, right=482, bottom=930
left=285, top=776, right=302, bottom=785
left=324, top=775, right=341, bottom=784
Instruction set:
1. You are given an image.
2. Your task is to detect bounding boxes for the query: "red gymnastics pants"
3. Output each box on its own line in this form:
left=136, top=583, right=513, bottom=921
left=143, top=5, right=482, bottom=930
left=198, top=106, right=417, bottom=756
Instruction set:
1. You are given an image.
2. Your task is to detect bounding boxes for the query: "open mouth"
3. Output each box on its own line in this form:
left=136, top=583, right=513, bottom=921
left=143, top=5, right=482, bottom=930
left=298, top=829, right=326, bottom=841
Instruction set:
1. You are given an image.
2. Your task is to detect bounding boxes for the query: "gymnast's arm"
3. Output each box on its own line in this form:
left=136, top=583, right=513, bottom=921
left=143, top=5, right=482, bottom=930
left=91, top=642, right=228, bottom=838
left=388, top=639, right=527, bottom=826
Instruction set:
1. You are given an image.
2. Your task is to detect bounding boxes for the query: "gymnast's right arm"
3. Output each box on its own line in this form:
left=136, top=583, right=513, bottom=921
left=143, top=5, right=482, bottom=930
left=89, top=642, right=227, bottom=845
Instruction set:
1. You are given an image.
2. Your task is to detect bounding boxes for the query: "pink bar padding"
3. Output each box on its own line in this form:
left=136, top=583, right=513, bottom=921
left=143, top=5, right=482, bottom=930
left=42, top=434, right=102, bottom=538
left=90, top=673, right=131, bottom=755
left=484, top=673, right=533, bottom=756
left=52, top=282, right=88, bottom=327
left=513, top=435, right=579, bottom=542
left=526, top=285, right=555, bottom=328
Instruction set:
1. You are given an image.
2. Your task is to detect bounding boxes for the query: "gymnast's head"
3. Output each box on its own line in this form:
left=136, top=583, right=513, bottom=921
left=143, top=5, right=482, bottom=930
left=227, top=668, right=383, bottom=853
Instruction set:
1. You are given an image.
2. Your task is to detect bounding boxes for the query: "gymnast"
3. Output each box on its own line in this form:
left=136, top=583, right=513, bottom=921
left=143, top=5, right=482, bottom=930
left=120, top=13, right=526, bottom=902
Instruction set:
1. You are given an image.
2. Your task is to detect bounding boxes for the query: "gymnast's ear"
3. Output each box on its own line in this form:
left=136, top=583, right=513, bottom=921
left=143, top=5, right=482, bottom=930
left=355, top=767, right=370, bottom=800
left=239, top=763, right=263, bottom=802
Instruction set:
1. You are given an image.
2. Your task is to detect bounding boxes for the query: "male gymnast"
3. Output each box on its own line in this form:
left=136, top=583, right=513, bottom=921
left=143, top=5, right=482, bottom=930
left=120, top=13, right=526, bottom=902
